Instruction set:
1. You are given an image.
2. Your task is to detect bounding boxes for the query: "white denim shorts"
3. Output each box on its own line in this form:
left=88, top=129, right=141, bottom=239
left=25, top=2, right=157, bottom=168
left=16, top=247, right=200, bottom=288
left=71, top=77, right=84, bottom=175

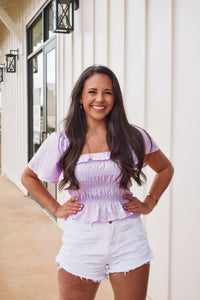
left=56, top=217, right=153, bottom=282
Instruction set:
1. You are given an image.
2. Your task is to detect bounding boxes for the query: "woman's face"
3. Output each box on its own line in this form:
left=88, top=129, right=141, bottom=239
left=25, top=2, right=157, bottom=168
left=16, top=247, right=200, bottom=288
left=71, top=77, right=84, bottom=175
left=80, top=73, right=114, bottom=126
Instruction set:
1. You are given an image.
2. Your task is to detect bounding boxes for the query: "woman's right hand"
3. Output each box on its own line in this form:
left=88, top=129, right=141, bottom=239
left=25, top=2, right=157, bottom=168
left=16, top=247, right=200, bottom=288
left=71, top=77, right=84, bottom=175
left=54, top=197, right=84, bottom=219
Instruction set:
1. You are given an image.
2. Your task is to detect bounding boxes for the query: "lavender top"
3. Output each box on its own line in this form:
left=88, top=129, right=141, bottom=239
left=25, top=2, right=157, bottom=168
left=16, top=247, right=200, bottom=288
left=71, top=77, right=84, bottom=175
left=28, top=128, right=159, bottom=223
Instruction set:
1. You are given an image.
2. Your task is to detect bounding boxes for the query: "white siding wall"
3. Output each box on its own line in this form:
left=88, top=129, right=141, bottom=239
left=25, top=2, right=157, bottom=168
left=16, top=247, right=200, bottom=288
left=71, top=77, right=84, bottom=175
left=1, top=0, right=200, bottom=299
left=0, top=0, right=47, bottom=193
left=145, top=1, right=172, bottom=299
left=170, top=1, right=200, bottom=299
left=0, top=15, right=27, bottom=193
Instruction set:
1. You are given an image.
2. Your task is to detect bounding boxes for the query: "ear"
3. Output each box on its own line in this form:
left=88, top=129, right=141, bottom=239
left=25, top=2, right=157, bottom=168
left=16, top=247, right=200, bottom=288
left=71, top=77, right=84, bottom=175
left=80, top=99, right=83, bottom=104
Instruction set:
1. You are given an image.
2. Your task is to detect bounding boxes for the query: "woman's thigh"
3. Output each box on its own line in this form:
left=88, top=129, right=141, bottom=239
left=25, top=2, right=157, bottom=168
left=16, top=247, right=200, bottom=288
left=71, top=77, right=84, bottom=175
left=109, top=263, right=150, bottom=300
left=57, top=267, right=100, bottom=300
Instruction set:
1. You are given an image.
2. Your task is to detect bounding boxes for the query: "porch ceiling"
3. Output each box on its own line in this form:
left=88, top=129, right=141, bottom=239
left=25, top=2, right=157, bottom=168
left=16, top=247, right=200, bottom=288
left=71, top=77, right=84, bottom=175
left=0, top=0, right=18, bottom=32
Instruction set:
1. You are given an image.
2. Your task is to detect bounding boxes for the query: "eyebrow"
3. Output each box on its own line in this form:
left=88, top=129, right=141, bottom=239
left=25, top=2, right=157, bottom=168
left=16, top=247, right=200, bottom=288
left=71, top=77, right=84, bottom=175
left=88, top=88, right=113, bottom=91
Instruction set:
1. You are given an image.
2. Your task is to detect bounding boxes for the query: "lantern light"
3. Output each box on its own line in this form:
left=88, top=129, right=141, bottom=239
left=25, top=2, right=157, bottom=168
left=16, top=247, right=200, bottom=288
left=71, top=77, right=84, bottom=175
left=52, top=0, right=79, bottom=34
left=5, top=49, right=19, bottom=73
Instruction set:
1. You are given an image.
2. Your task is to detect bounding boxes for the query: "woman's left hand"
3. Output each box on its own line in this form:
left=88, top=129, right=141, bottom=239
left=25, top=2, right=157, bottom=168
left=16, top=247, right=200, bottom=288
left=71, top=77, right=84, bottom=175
left=122, top=194, right=155, bottom=215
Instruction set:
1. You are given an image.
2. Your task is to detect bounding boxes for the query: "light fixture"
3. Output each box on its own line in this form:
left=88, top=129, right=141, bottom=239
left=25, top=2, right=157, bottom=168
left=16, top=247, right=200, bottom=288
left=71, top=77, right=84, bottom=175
left=0, top=64, right=5, bottom=82
left=5, top=49, right=19, bottom=73
left=52, top=0, right=79, bottom=34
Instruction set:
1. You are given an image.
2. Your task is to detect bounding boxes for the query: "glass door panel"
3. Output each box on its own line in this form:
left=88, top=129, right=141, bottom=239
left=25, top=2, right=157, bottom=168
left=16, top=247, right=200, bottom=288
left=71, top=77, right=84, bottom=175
left=32, top=52, right=43, bottom=155
left=44, top=40, right=57, bottom=211
left=29, top=40, right=57, bottom=220
left=28, top=4, right=57, bottom=221
left=47, top=49, right=56, bottom=134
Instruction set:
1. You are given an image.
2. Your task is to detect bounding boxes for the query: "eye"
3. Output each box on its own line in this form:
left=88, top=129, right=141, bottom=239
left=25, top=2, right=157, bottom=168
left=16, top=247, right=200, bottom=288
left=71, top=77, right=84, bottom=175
left=105, top=91, right=112, bottom=95
left=88, top=91, right=96, bottom=94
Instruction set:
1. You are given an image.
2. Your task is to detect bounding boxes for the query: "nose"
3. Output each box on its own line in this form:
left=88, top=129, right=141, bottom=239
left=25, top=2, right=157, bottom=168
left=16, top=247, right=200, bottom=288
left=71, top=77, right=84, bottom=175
left=95, top=92, right=104, bottom=102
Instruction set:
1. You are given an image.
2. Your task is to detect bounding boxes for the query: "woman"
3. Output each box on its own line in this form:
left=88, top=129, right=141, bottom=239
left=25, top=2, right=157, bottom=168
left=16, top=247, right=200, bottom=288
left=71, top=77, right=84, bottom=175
left=21, top=65, right=174, bottom=300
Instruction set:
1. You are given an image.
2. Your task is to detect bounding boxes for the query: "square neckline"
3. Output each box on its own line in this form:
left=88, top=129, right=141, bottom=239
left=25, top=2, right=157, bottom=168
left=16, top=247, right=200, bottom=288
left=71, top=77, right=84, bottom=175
left=80, top=151, right=111, bottom=156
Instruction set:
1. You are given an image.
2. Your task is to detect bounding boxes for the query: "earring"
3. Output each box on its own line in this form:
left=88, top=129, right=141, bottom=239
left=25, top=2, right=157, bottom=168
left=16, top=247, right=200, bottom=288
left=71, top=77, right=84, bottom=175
left=80, top=104, right=83, bottom=109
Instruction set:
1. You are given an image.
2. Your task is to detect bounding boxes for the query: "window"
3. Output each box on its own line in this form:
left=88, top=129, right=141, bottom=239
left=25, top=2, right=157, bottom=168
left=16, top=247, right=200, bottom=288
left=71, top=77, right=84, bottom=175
left=44, top=3, right=54, bottom=41
left=31, top=15, right=43, bottom=53
left=28, top=1, right=54, bottom=55
left=27, top=0, right=57, bottom=220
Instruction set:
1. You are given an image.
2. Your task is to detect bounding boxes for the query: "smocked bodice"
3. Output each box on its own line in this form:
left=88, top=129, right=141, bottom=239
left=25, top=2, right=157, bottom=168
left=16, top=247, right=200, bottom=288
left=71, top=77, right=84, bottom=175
left=67, top=151, right=139, bottom=223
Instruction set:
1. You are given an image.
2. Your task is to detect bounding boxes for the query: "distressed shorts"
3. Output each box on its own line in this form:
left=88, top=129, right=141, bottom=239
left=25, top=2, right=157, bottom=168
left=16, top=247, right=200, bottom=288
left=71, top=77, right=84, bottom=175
left=56, top=216, right=153, bottom=282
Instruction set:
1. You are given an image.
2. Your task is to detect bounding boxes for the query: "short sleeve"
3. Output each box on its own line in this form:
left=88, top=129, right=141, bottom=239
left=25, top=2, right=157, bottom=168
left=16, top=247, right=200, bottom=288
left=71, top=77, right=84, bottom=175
left=28, top=131, right=69, bottom=183
left=137, top=127, right=159, bottom=154
left=132, top=126, right=159, bottom=167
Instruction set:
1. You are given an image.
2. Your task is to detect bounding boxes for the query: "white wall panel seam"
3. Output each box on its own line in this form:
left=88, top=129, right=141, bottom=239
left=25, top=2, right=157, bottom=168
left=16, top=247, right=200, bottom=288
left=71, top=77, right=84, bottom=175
left=80, top=0, right=83, bottom=71
left=94, top=0, right=108, bottom=66
left=106, top=0, right=109, bottom=65
left=107, top=0, right=110, bottom=67
left=93, top=0, right=96, bottom=64
left=123, top=0, right=126, bottom=101
left=168, top=0, right=175, bottom=299
left=92, top=0, right=95, bottom=65
left=144, top=0, right=148, bottom=131
left=143, top=0, right=149, bottom=230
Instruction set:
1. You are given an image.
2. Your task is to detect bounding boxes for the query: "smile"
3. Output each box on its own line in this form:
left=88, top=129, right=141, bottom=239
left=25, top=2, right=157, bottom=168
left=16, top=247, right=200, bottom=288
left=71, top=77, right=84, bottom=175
left=92, top=106, right=105, bottom=110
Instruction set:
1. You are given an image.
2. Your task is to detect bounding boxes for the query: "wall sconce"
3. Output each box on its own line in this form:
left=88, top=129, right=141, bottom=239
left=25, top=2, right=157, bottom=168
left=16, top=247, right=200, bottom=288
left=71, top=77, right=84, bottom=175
left=0, top=64, right=5, bottom=82
left=52, top=0, right=79, bottom=34
left=5, top=49, right=19, bottom=73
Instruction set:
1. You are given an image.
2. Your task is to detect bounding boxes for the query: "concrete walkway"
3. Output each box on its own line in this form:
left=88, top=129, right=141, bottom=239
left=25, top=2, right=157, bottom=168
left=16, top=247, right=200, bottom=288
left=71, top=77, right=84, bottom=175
left=0, top=175, right=114, bottom=300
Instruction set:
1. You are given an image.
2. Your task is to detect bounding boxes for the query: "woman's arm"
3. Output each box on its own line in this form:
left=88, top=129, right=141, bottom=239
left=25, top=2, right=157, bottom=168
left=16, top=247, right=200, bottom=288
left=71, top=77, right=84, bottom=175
left=21, top=167, right=83, bottom=218
left=123, top=150, right=174, bottom=214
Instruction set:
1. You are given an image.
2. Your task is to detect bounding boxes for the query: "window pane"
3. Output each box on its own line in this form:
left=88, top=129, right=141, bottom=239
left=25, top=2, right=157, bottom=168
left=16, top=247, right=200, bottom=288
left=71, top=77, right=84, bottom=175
left=49, top=6, right=54, bottom=38
left=46, top=47, right=57, bottom=212
left=32, top=15, right=43, bottom=52
left=44, top=3, right=54, bottom=41
left=46, top=49, right=55, bottom=133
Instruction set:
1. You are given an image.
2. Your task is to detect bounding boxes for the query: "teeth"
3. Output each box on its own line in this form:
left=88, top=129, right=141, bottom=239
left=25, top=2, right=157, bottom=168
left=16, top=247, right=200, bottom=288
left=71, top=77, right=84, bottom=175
left=93, top=106, right=104, bottom=110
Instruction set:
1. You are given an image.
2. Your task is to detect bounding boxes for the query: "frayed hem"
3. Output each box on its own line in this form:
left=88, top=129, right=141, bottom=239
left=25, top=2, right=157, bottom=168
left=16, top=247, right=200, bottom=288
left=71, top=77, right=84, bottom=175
left=124, top=261, right=151, bottom=276
left=108, top=260, right=152, bottom=276
left=56, top=263, right=104, bottom=283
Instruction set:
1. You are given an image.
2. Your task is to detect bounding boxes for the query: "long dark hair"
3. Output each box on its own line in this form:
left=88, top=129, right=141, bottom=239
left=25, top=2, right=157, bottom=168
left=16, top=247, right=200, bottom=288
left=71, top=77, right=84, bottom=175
left=59, top=65, right=149, bottom=190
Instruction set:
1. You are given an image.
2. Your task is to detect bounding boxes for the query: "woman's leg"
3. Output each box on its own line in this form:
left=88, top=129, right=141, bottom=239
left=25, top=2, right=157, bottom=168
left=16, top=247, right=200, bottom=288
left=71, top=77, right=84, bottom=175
left=57, top=267, right=100, bottom=300
left=109, top=263, right=150, bottom=300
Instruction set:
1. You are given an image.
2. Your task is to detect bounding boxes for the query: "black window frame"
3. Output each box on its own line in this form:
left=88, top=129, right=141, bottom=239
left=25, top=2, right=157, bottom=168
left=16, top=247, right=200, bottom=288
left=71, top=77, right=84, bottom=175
left=27, top=0, right=57, bottom=221
left=27, top=0, right=54, bottom=56
left=27, top=0, right=56, bottom=161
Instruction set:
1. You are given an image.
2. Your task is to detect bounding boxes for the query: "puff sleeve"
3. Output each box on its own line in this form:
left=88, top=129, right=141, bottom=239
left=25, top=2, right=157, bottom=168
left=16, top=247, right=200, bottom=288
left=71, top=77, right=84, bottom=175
left=139, top=127, right=159, bottom=154
left=28, top=131, right=69, bottom=183
left=132, top=127, right=159, bottom=167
